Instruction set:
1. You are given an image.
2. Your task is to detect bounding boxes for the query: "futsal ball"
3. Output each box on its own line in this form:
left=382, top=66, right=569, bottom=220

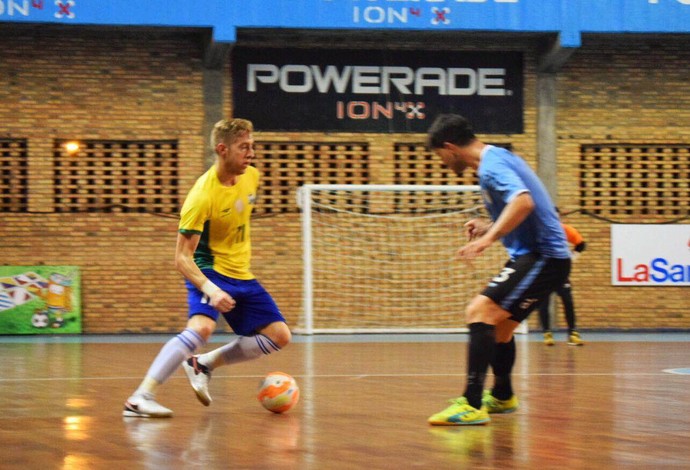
left=257, top=371, right=300, bottom=414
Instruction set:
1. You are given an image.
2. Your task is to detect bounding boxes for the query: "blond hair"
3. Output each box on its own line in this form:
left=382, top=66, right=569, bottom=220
left=211, top=118, right=254, bottom=148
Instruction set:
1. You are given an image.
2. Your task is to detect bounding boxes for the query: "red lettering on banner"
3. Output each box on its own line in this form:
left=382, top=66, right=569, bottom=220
left=634, top=264, right=650, bottom=282
left=406, top=102, right=425, bottom=119
left=55, top=0, right=75, bottom=18
left=394, top=102, right=407, bottom=113
left=337, top=101, right=427, bottom=120
left=372, top=102, right=393, bottom=119
left=348, top=101, right=370, bottom=119
left=432, top=7, right=450, bottom=25
left=616, top=258, right=650, bottom=282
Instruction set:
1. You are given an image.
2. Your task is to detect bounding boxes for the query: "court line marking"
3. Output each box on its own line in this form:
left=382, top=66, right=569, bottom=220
left=663, top=368, right=690, bottom=375
left=0, top=371, right=680, bottom=382
left=2, top=332, right=690, bottom=345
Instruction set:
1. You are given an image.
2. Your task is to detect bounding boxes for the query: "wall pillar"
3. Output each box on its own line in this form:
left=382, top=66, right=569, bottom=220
left=536, top=72, right=558, bottom=200
left=202, top=40, right=232, bottom=167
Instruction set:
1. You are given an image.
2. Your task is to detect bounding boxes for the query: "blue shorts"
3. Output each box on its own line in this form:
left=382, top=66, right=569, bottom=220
left=186, top=270, right=286, bottom=336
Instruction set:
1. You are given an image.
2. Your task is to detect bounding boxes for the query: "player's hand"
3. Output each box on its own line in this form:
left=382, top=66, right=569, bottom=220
left=464, top=218, right=491, bottom=241
left=209, top=290, right=236, bottom=313
left=456, top=236, right=492, bottom=260
left=571, top=251, right=581, bottom=262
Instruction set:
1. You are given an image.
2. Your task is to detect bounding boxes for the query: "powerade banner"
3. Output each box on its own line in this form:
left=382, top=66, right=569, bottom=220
left=232, top=47, right=523, bottom=133
left=611, top=225, right=690, bottom=286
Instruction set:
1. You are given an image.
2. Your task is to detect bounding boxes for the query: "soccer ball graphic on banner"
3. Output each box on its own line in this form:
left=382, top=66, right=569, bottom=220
left=257, top=372, right=300, bottom=414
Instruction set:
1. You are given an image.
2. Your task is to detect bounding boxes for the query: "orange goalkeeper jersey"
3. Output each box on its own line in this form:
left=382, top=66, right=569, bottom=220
left=562, top=223, right=584, bottom=247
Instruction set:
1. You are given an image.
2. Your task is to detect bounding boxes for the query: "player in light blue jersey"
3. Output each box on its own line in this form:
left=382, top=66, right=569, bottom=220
left=426, top=114, right=571, bottom=426
left=478, top=145, right=571, bottom=260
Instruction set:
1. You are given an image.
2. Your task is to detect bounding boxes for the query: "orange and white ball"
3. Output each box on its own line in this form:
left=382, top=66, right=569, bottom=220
left=257, top=371, right=300, bottom=414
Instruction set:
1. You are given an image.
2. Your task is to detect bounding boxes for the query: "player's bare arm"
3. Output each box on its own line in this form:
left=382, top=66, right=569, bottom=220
left=174, top=232, right=236, bottom=312
left=457, top=192, right=535, bottom=260
left=464, top=218, right=492, bottom=240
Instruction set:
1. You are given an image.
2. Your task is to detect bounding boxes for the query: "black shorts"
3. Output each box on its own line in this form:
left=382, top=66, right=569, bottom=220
left=481, top=253, right=571, bottom=323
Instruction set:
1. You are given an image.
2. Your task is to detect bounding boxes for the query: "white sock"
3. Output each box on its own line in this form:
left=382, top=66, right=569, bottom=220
left=199, top=334, right=280, bottom=370
left=135, top=328, right=206, bottom=395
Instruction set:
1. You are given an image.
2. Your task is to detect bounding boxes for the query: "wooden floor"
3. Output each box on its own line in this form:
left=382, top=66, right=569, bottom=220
left=1, top=333, right=689, bottom=469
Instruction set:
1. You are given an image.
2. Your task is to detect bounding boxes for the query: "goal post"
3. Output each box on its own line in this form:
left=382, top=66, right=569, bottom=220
left=296, top=184, right=527, bottom=335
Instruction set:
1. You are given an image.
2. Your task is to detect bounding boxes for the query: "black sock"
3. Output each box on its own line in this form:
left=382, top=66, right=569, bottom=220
left=491, top=337, right=516, bottom=400
left=463, top=322, right=495, bottom=409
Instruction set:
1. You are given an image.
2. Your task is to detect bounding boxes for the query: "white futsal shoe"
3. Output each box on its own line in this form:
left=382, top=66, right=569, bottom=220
left=123, top=393, right=173, bottom=418
left=183, top=355, right=212, bottom=406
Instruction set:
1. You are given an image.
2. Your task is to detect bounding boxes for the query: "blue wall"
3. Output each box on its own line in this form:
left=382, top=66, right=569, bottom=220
left=1, top=0, right=689, bottom=46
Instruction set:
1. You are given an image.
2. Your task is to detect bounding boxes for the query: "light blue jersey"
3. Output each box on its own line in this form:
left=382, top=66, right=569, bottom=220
left=478, top=145, right=570, bottom=259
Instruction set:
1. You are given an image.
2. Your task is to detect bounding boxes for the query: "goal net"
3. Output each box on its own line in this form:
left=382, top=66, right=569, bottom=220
left=296, top=184, right=520, bottom=334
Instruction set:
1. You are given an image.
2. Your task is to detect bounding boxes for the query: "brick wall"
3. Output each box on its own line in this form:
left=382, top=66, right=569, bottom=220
left=0, top=28, right=206, bottom=333
left=1, top=29, right=688, bottom=333
left=531, top=35, right=690, bottom=330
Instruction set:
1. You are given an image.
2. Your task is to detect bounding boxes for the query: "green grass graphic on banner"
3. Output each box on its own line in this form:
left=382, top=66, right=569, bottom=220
left=0, top=266, right=81, bottom=334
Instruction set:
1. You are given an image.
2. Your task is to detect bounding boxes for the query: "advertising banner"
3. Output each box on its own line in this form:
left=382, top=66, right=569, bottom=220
left=2, top=1, right=690, bottom=47
left=0, top=266, right=81, bottom=334
left=232, top=47, right=523, bottom=133
left=611, top=225, right=690, bottom=286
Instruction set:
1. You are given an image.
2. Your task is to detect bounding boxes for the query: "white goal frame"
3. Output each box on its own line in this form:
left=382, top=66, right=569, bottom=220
left=296, top=184, right=527, bottom=335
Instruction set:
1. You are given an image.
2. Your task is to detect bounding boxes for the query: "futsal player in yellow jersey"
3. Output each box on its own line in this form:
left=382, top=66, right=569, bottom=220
left=179, top=152, right=258, bottom=281
left=124, top=119, right=291, bottom=418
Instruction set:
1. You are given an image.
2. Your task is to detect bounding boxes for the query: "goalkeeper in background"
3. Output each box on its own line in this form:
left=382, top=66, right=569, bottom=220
left=539, top=208, right=587, bottom=346
left=426, top=114, right=571, bottom=426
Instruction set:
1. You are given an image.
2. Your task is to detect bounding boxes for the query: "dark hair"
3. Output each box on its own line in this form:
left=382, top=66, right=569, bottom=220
left=426, top=114, right=476, bottom=149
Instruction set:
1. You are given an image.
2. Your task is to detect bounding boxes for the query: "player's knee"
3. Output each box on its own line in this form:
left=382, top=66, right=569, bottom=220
left=261, top=321, right=292, bottom=348
left=194, top=325, right=214, bottom=342
left=465, top=295, right=509, bottom=325
left=273, top=325, right=292, bottom=348
left=186, top=315, right=215, bottom=342
left=465, top=296, right=490, bottom=324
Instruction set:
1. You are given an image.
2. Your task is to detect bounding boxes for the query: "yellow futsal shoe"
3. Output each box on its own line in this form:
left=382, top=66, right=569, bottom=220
left=428, top=397, right=490, bottom=426
left=567, top=331, right=585, bottom=346
left=482, top=390, right=519, bottom=414
left=543, top=331, right=555, bottom=346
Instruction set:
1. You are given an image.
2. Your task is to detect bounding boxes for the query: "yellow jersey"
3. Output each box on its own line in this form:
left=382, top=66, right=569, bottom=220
left=178, top=165, right=258, bottom=280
